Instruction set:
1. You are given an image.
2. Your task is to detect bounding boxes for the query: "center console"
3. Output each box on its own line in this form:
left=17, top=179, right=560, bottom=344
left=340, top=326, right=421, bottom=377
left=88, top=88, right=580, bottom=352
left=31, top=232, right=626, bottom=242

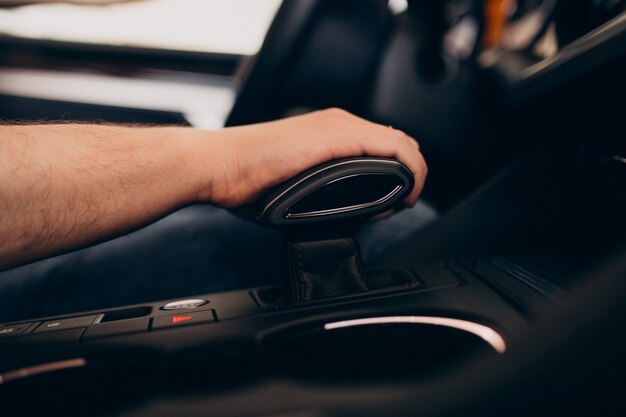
left=0, top=146, right=623, bottom=417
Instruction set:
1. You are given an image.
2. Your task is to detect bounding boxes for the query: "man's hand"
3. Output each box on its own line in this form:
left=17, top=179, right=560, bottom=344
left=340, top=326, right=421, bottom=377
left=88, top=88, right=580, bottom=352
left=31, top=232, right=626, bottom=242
left=194, top=108, right=426, bottom=208
left=0, top=109, right=426, bottom=270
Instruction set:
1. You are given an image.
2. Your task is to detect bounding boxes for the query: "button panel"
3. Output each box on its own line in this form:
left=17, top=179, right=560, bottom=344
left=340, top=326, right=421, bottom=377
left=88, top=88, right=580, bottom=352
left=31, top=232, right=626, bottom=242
left=34, top=315, right=98, bottom=333
left=151, top=310, right=215, bottom=329
left=1, top=299, right=221, bottom=342
left=0, top=322, right=33, bottom=338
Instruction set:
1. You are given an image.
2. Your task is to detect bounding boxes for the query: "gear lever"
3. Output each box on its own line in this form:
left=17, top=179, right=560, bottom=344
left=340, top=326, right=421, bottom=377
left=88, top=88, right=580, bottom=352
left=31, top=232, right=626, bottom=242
left=236, top=157, right=415, bottom=304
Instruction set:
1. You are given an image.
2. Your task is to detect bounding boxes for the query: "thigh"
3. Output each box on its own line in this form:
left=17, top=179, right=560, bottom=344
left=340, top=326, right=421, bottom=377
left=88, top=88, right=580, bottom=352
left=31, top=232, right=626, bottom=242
left=358, top=200, right=438, bottom=262
left=0, top=205, right=286, bottom=322
left=0, top=201, right=437, bottom=322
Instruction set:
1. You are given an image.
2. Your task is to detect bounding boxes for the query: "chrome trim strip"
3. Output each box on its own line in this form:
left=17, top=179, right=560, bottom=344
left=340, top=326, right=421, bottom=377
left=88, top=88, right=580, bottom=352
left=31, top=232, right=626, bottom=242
left=0, top=358, right=87, bottom=384
left=260, top=158, right=406, bottom=219
left=285, top=184, right=403, bottom=219
left=323, top=316, right=506, bottom=353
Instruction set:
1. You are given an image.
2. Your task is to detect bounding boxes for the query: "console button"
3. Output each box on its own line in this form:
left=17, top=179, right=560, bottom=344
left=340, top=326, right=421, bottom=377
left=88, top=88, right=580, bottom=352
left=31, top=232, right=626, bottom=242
left=83, top=317, right=149, bottom=339
left=22, top=328, right=86, bottom=343
left=161, top=299, right=208, bottom=310
left=34, top=315, right=98, bottom=333
left=151, top=310, right=215, bottom=329
left=0, top=322, right=32, bottom=338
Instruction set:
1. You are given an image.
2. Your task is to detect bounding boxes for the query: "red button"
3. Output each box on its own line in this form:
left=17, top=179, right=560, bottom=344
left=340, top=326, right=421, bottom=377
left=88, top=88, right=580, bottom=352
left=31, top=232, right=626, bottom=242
left=171, top=315, right=193, bottom=324
left=151, top=310, right=215, bottom=330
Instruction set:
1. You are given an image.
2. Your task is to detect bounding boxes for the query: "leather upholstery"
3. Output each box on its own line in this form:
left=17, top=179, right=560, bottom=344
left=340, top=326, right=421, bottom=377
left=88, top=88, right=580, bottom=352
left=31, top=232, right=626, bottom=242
left=284, top=237, right=370, bottom=303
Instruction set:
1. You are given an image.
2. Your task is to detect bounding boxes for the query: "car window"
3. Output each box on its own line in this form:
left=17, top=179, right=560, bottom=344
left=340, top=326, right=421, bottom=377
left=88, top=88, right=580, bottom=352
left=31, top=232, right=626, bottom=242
left=0, top=0, right=282, bottom=55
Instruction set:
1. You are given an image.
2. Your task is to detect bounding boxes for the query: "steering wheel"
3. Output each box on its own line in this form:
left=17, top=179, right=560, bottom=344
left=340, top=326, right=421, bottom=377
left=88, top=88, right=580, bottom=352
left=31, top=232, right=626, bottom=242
left=226, top=0, right=392, bottom=126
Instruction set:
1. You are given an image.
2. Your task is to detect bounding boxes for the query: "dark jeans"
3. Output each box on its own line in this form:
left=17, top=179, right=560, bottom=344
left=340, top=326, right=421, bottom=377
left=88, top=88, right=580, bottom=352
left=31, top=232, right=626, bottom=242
left=0, top=202, right=436, bottom=323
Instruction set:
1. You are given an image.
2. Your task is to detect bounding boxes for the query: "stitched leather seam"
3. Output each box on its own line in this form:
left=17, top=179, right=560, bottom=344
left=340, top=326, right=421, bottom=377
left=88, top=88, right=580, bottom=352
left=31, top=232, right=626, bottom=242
left=295, top=242, right=304, bottom=302
left=286, top=241, right=299, bottom=303
left=351, top=238, right=365, bottom=277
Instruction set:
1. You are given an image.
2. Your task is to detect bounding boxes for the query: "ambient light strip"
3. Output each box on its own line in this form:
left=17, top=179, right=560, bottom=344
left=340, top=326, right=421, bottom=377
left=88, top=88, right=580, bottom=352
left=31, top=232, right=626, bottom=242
left=323, top=316, right=507, bottom=353
left=0, top=358, right=87, bottom=385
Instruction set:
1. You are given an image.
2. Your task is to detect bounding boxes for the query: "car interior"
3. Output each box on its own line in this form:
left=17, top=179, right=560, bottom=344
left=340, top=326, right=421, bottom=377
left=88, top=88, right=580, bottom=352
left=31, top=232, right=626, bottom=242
left=0, top=0, right=625, bottom=415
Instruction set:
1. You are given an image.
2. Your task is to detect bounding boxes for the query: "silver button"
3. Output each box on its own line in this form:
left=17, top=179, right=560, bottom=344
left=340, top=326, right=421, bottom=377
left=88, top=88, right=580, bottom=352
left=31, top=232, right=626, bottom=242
left=161, top=299, right=208, bottom=310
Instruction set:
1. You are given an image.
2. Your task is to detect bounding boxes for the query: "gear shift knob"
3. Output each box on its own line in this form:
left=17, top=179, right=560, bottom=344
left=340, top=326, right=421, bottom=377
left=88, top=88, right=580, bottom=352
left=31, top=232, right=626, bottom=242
left=246, top=157, right=414, bottom=234
left=236, top=157, right=415, bottom=304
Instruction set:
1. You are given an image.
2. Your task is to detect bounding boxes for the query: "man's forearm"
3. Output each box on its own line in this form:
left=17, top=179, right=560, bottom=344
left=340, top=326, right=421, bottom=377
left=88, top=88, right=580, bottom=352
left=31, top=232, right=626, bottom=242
left=0, top=124, right=208, bottom=270
left=0, top=109, right=427, bottom=271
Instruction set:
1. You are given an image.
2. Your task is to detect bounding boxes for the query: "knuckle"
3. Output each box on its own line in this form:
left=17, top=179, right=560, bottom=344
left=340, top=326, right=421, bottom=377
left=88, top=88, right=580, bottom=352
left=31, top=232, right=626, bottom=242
left=320, top=107, right=350, bottom=119
left=390, top=129, right=407, bottom=142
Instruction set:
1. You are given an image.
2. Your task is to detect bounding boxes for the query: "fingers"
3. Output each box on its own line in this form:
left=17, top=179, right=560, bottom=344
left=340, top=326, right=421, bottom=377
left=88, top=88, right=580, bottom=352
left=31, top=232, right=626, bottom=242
left=405, top=149, right=427, bottom=206
left=306, top=108, right=428, bottom=207
left=214, top=108, right=427, bottom=207
left=310, top=109, right=428, bottom=206
left=370, top=208, right=396, bottom=221
left=353, top=123, right=427, bottom=207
